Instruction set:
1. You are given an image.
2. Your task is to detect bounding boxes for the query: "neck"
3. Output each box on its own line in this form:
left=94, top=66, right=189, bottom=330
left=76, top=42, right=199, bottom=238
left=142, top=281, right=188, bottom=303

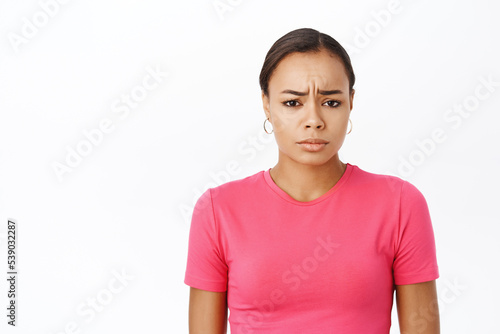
left=269, top=155, right=346, bottom=202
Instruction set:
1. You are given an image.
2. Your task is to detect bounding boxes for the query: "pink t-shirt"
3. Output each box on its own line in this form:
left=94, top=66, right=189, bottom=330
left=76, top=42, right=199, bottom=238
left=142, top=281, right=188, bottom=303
left=184, top=163, right=439, bottom=333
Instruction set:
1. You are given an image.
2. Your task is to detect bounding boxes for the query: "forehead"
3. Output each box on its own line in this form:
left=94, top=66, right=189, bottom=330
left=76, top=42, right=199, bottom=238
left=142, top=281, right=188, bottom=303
left=269, top=49, right=349, bottom=90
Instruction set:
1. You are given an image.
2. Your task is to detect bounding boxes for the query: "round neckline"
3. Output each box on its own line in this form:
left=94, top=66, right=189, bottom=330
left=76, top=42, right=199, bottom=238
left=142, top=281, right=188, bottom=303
left=263, top=163, right=354, bottom=206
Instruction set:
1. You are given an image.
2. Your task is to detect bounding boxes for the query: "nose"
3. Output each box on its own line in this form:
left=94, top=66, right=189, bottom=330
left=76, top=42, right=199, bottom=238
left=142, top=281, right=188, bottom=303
left=304, top=101, right=324, bottom=129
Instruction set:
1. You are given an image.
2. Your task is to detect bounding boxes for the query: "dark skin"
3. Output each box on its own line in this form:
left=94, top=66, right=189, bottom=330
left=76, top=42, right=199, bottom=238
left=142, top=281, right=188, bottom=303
left=262, top=49, right=353, bottom=203
left=188, top=287, right=227, bottom=333
left=396, top=280, right=441, bottom=333
left=188, top=47, right=440, bottom=333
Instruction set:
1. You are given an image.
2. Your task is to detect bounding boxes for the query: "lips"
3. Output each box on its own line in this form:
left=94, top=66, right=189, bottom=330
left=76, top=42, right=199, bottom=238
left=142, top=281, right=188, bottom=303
left=297, top=138, right=329, bottom=144
left=297, top=141, right=328, bottom=152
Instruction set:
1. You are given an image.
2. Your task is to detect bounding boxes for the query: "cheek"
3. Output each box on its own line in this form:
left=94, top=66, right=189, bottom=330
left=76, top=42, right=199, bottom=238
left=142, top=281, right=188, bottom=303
left=329, top=118, right=348, bottom=132
left=269, top=112, right=296, bottom=134
left=273, top=127, right=294, bottom=147
left=327, top=112, right=349, bottom=124
left=272, top=127, right=300, bottom=153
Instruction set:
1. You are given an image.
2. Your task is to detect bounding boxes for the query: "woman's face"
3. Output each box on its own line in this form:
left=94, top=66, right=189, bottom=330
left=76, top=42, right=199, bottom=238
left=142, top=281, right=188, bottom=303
left=262, top=48, right=354, bottom=166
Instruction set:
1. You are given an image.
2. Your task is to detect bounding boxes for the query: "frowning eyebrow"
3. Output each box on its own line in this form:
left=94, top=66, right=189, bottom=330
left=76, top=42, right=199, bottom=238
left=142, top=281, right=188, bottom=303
left=280, top=89, right=343, bottom=96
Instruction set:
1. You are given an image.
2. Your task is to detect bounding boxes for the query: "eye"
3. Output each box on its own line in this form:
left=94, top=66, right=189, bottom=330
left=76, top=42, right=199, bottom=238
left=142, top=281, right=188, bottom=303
left=283, top=100, right=300, bottom=107
left=324, top=100, right=341, bottom=108
left=282, top=100, right=341, bottom=108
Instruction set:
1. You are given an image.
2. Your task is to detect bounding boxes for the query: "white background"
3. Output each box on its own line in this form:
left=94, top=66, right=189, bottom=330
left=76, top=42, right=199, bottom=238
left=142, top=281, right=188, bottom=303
left=0, top=0, right=499, bottom=333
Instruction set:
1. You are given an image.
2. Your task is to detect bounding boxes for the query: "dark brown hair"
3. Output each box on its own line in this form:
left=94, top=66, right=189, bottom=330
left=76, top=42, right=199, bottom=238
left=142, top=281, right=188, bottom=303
left=259, top=28, right=355, bottom=97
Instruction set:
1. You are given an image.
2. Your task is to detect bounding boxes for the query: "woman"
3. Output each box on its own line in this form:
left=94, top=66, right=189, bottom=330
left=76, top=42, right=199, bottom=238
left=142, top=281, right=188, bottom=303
left=184, top=28, right=440, bottom=333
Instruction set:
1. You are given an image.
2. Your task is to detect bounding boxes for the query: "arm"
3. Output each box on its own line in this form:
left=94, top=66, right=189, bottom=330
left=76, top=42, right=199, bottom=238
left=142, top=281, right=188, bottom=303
left=395, top=279, right=440, bottom=334
left=189, top=287, right=228, bottom=334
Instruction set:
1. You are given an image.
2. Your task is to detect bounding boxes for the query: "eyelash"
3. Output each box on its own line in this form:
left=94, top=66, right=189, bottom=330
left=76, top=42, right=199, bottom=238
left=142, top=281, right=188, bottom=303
left=282, top=100, right=341, bottom=108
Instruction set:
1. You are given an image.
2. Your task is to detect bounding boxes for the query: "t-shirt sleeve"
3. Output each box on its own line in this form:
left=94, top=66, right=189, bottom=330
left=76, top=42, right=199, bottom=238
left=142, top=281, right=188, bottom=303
left=393, top=180, right=440, bottom=285
left=184, top=188, right=228, bottom=292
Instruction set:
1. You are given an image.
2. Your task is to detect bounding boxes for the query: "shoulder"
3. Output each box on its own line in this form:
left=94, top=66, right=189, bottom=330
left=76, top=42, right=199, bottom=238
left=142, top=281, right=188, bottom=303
left=349, top=164, right=429, bottom=205
left=349, top=164, right=406, bottom=196
left=203, top=169, right=264, bottom=204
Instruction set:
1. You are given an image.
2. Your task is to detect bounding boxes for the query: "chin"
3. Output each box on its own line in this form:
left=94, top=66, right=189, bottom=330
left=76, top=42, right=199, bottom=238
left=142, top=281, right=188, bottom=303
left=294, top=154, right=335, bottom=165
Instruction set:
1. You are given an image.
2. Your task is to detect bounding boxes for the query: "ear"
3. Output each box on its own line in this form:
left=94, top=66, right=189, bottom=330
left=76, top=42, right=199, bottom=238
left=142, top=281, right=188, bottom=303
left=349, top=89, right=355, bottom=111
left=262, top=91, right=271, bottom=119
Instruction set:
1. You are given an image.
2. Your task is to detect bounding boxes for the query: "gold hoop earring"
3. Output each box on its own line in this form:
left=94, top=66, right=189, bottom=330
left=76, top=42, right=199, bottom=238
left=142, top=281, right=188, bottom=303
left=264, top=118, right=274, bottom=134
left=347, top=119, right=352, bottom=134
